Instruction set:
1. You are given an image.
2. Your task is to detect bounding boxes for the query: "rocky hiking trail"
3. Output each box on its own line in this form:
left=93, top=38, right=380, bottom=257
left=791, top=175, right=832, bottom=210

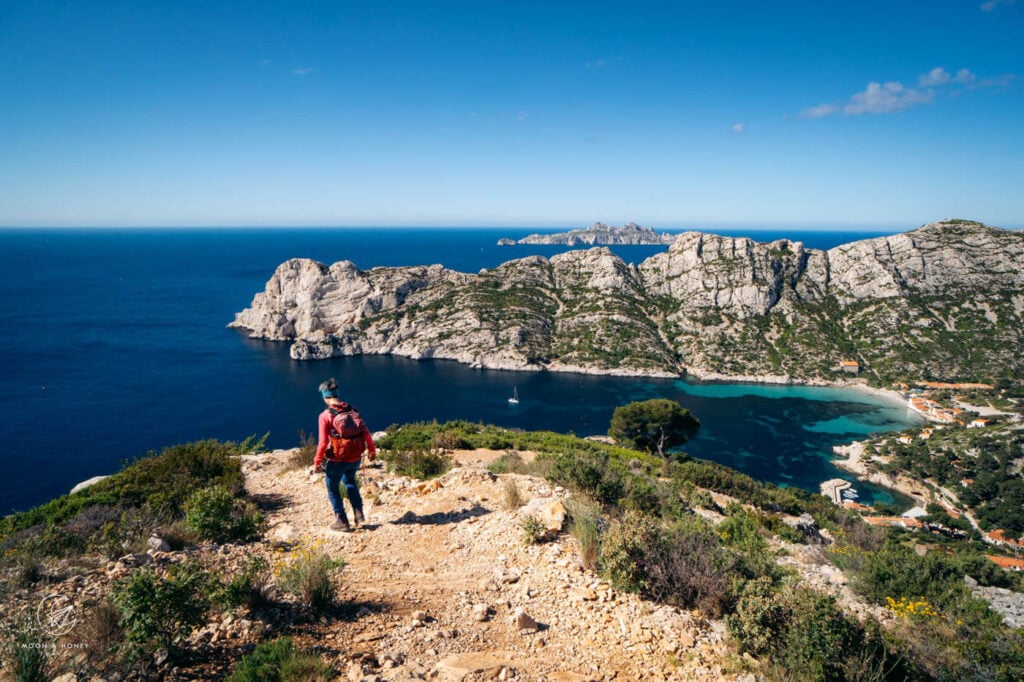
left=241, top=448, right=741, bottom=681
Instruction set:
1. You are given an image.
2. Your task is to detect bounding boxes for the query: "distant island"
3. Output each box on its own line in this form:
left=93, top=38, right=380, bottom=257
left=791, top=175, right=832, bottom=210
left=231, top=219, right=1024, bottom=387
left=498, top=222, right=677, bottom=246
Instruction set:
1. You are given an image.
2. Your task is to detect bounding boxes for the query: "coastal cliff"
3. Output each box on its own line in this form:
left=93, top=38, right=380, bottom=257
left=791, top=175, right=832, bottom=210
left=500, top=222, right=677, bottom=246
left=230, top=220, right=1024, bottom=384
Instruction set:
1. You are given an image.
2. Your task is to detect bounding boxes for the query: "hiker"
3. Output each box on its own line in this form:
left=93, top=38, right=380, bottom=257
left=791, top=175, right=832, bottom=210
left=314, top=378, right=377, bottom=532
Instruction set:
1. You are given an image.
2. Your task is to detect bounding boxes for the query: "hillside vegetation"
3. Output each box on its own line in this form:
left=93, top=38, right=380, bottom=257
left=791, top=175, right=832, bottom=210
left=3, top=423, right=1024, bottom=680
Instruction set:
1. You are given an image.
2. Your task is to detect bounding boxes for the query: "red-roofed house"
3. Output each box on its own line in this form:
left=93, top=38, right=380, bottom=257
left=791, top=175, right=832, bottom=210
left=988, top=555, right=1024, bottom=572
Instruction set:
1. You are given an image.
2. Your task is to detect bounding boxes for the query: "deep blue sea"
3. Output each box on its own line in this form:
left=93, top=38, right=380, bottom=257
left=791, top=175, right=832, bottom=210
left=0, top=227, right=921, bottom=513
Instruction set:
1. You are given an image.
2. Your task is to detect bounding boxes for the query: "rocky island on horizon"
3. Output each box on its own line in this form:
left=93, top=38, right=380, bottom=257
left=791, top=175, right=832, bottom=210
left=230, top=219, right=1024, bottom=387
left=497, top=221, right=678, bottom=246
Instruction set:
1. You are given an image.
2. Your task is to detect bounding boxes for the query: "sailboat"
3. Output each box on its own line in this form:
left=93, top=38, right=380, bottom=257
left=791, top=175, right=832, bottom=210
left=508, top=386, right=520, bottom=405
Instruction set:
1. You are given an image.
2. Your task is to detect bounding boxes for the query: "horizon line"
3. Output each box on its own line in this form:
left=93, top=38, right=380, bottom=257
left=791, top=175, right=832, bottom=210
left=4, top=219, right=1018, bottom=232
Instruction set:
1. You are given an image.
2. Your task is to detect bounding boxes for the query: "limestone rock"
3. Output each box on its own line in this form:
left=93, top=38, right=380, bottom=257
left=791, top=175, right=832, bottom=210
left=70, top=475, right=109, bottom=495
left=232, top=220, right=1024, bottom=383
left=431, top=652, right=519, bottom=682
left=537, top=499, right=567, bottom=533
left=146, top=535, right=171, bottom=552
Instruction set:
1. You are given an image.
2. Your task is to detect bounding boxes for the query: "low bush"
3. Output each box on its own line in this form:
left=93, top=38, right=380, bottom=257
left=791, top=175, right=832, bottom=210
left=601, top=511, right=735, bottom=616
left=1, top=614, right=49, bottom=682
left=502, top=479, right=524, bottom=510
left=0, top=438, right=266, bottom=562
left=228, top=637, right=333, bottom=682
left=488, top=450, right=527, bottom=475
left=111, top=562, right=213, bottom=658
left=547, top=449, right=625, bottom=506
left=433, top=429, right=471, bottom=451
left=520, top=516, right=547, bottom=545
left=275, top=541, right=344, bottom=613
left=377, top=423, right=438, bottom=451
left=727, top=577, right=880, bottom=681
left=382, top=448, right=452, bottom=480
left=185, top=485, right=266, bottom=544
left=104, top=438, right=260, bottom=517
left=217, top=556, right=272, bottom=611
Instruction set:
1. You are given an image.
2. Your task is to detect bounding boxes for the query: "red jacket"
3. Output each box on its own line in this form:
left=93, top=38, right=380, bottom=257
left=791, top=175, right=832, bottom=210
left=314, top=402, right=377, bottom=468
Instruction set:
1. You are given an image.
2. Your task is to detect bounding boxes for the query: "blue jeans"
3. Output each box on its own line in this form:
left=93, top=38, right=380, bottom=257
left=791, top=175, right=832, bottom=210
left=323, top=459, right=363, bottom=518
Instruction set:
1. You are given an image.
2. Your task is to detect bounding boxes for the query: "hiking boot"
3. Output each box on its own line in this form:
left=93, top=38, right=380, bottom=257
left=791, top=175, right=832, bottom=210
left=353, top=509, right=365, bottom=527
left=330, top=514, right=351, bottom=532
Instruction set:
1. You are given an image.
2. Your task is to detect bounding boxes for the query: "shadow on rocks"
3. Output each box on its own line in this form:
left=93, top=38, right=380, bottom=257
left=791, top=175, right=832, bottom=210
left=390, top=504, right=490, bottom=526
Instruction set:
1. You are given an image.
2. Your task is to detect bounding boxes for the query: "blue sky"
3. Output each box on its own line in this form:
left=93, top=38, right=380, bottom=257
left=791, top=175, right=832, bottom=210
left=1, top=0, right=1021, bottom=229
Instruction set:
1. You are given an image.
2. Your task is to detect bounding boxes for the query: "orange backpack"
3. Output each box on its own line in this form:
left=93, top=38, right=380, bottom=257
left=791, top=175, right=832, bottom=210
left=327, top=405, right=366, bottom=463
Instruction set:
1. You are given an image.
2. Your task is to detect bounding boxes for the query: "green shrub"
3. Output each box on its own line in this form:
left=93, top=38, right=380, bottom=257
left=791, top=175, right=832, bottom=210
left=728, top=578, right=875, bottom=681
left=277, top=544, right=344, bottom=612
left=382, top=448, right=452, bottom=480
left=104, top=439, right=253, bottom=517
left=228, top=637, right=333, bottom=682
left=111, top=562, right=212, bottom=657
left=92, top=506, right=161, bottom=558
left=520, top=516, right=547, bottom=545
left=217, top=556, right=272, bottom=610
left=855, top=543, right=985, bottom=620
left=185, top=485, right=266, bottom=544
left=376, top=423, right=438, bottom=451
left=433, top=429, right=470, bottom=451
left=488, top=450, right=527, bottom=475
left=1, top=614, right=49, bottom=682
left=600, top=511, right=660, bottom=595
left=601, top=512, right=733, bottom=615
left=548, top=450, right=625, bottom=506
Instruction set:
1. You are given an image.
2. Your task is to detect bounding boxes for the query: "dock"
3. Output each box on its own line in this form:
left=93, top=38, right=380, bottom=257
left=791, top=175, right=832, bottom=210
left=820, top=478, right=853, bottom=505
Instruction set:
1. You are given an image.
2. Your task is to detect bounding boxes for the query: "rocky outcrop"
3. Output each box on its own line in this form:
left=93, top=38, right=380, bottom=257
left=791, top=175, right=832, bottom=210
left=504, top=222, right=677, bottom=246
left=231, top=220, right=1024, bottom=384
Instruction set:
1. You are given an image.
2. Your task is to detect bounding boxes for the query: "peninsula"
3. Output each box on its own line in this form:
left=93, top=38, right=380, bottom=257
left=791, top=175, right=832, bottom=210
left=498, top=221, right=677, bottom=246
left=231, top=220, right=1024, bottom=386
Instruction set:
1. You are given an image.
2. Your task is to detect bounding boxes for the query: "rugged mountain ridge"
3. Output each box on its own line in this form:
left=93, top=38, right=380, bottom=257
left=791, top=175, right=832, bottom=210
left=230, top=220, right=1024, bottom=384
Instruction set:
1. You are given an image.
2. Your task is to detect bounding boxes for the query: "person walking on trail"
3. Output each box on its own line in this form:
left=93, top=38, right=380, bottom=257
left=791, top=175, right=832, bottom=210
left=314, top=378, right=377, bottom=532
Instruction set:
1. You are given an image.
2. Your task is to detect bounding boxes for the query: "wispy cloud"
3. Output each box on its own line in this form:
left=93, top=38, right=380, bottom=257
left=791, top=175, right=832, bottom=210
left=844, top=81, right=933, bottom=114
left=981, top=0, right=1016, bottom=12
left=802, top=66, right=988, bottom=118
left=800, top=103, right=840, bottom=119
left=292, top=67, right=314, bottom=76
left=918, top=67, right=976, bottom=86
left=585, top=56, right=621, bottom=69
left=978, top=73, right=1019, bottom=88
left=515, top=111, right=528, bottom=122
left=731, top=123, right=745, bottom=133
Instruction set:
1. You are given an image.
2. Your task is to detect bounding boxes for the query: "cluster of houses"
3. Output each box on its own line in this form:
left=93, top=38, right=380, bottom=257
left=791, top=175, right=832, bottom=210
left=828, top=493, right=1024, bottom=570
left=984, top=530, right=1024, bottom=571
left=907, top=395, right=965, bottom=424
